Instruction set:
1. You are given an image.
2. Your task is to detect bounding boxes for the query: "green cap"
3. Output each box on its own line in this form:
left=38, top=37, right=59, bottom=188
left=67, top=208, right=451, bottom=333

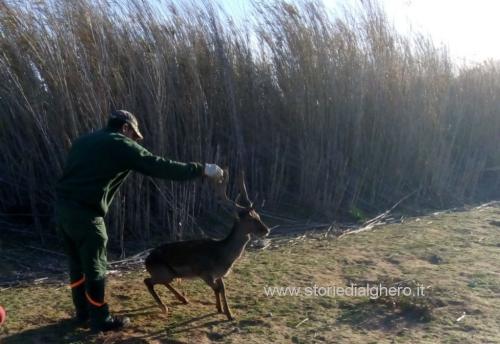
left=110, top=110, right=143, bottom=140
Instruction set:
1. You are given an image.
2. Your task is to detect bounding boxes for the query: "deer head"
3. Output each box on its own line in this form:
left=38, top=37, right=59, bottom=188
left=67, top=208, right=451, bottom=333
left=212, top=170, right=270, bottom=238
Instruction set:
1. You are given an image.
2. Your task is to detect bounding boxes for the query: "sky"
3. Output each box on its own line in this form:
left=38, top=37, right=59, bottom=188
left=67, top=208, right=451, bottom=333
left=216, top=0, right=500, bottom=64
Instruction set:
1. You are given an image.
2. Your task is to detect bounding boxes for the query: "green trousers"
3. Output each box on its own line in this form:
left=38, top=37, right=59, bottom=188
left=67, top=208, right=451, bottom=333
left=55, top=202, right=111, bottom=325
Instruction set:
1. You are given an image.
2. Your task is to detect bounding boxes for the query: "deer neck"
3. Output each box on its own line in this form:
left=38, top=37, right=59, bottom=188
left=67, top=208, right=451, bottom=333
left=221, top=222, right=251, bottom=262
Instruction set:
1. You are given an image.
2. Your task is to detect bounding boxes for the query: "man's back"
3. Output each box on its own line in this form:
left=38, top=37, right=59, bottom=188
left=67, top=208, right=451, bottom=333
left=56, top=129, right=132, bottom=216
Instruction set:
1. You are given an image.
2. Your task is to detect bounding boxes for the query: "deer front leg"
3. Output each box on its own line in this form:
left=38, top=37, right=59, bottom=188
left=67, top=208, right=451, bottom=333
left=214, top=287, right=223, bottom=313
left=203, top=277, right=223, bottom=313
left=144, top=278, right=168, bottom=314
left=216, top=278, right=234, bottom=320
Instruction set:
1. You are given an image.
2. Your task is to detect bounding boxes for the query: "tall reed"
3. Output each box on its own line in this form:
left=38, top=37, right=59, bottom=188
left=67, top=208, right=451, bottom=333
left=1, top=0, right=499, bottom=248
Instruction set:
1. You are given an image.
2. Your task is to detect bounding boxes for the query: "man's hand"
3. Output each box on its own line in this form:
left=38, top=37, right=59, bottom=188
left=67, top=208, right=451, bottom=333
left=204, top=163, right=224, bottom=179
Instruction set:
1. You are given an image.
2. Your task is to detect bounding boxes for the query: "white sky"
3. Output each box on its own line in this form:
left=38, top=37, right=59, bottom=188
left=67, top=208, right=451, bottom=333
left=374, top=0, right=500, bottom=63
left=217, top=0, right=500, bottom=63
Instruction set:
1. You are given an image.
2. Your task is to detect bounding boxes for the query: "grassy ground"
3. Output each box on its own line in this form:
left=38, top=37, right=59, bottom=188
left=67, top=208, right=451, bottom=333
left=1, top=203, right=500, bottom=343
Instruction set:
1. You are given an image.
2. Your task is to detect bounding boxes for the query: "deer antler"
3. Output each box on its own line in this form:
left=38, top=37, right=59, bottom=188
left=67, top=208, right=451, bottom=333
left=237, top=171, right=253, bottom=208
left=211, top=169, right=255, bottom=211
left=211, top=169, right=246, bottom=211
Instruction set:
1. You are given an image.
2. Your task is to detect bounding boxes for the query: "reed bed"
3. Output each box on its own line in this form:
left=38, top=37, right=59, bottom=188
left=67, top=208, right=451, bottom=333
left=1, top=0, right=499, bottom=247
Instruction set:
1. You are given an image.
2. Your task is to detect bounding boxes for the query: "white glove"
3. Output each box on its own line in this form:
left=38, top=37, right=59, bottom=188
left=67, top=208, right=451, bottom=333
left=204, top=163, right=223, bottom=179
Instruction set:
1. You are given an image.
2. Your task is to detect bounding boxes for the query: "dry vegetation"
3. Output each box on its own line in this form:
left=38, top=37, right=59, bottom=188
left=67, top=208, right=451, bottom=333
left=1, top=0, right=500, bottom=246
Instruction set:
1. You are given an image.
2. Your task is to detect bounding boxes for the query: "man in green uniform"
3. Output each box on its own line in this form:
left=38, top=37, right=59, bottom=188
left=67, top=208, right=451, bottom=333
left=55, top=110, right=223, bottom=332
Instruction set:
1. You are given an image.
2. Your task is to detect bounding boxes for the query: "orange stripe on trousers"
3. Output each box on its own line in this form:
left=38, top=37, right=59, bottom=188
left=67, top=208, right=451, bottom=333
left=85, top=292, right=106, bottom=307
left=69, top=276, right=86, bottom=289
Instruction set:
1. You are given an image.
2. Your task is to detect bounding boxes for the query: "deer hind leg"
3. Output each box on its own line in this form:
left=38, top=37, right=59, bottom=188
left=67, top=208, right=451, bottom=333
left=216, top=278, right=234, bottom=320
left=144, top=277, right=168, bottom=314
left=203, top=277, right=223, bottom=313
left=144, top=266, right=174, bottom=314
left=164, top=282, right=189, bottom=304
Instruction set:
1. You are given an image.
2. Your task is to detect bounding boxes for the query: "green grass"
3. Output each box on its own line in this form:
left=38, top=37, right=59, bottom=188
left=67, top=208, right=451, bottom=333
left=2, top=203, right=500, bottom=343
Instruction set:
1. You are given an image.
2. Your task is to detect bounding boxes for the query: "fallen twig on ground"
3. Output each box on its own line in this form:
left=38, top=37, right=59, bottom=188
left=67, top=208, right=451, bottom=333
left=338, top=190, right=418, bottom=239
left=295, top=318, right=309, bottom=328
left=108, top=248, right=153, bottom=266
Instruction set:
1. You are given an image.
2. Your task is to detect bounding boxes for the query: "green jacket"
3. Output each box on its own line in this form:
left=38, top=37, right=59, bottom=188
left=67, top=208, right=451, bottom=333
left=56, top=128, right=203, bottom=216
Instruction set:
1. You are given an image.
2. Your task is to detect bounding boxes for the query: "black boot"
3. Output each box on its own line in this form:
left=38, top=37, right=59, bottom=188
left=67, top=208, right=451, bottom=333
left=74, top=309, right=89, bottom=327
left=90, top=304, right=130, bottom=332
left=93, top=315, right=131, bottom=332
left=87, top=279, right=130, bottom=332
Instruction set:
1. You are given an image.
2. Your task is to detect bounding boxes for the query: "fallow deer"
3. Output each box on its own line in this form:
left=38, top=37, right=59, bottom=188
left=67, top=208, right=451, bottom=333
left=143, top=171, right=270, bottom=320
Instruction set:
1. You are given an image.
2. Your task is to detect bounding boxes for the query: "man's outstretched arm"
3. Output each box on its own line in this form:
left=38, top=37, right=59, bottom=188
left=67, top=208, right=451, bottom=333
left=116, top=137, right=221, bottom=181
